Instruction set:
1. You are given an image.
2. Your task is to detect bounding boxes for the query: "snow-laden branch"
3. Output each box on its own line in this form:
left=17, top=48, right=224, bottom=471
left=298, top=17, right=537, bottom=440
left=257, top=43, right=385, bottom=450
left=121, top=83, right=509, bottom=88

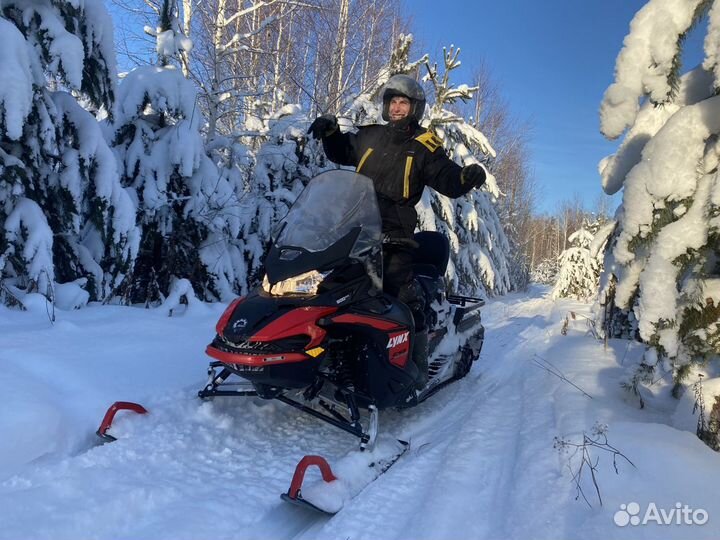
left=218, top=16, right=277, bottom=56
left=600, top=0, right=707, bottom=139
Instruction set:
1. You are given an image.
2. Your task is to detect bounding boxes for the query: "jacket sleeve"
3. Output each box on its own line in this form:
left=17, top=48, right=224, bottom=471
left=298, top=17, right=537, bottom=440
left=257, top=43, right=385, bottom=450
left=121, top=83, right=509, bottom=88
left=321, top=129, right=360, bottom=167
left=423, top=147, right=474, bottom=199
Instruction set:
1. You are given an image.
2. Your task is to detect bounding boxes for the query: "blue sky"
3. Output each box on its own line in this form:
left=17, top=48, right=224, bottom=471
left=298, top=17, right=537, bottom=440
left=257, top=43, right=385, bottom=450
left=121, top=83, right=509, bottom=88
left=409, top=0, right=702, bottom=213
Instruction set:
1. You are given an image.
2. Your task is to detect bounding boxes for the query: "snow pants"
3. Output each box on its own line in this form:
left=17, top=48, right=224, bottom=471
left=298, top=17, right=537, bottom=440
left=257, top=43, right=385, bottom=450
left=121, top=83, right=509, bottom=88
left=383, top=244, right=426, bottom=331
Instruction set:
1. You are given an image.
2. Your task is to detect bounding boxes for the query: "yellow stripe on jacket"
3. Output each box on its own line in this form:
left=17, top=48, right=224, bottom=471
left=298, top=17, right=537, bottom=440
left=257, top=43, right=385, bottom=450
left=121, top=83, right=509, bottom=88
left=356, top=148, right=374, bottom=173
left=403, top=156, right=413, bottom=198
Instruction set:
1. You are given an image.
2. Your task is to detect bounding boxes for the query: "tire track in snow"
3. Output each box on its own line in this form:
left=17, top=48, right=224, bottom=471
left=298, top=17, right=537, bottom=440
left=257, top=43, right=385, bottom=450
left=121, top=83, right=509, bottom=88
left=401, top=312, right=553, bottom=539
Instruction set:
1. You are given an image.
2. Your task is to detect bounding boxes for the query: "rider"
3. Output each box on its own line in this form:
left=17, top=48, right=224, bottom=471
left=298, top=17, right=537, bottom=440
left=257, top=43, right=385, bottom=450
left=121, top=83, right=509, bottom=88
left=307, top=74, right=487, bottom=389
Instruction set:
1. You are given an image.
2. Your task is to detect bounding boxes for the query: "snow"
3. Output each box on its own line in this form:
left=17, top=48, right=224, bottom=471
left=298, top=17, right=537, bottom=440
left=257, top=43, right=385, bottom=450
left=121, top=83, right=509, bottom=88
left=636, top=175, right=713, bottom=355
left=156, top=29, right=193, bottom=59
left=419, top=101, right=511, bottom=297
left=116, top=65, right=197, bottom=124
left=672, top=377, right=720, bottom=434
left=159, top=278, right=211, bottom=317
left=29, top=3, right=86, bottom=89
left=599, top=0, right=704, bottom=139
left=52, top=91, right=138, bottom=250
left=704, top=0, right=720, bottom=84
left=54, top=279, right=90, bottom=310
left=301, top=438, right=408, bottom=514
left=0, top=17, right=33, bottom=140
left=607, top=91, right=720, bottom=355
left=3, top=198, right=55, bottom=291
left=0, top=288, right=718, bottom=539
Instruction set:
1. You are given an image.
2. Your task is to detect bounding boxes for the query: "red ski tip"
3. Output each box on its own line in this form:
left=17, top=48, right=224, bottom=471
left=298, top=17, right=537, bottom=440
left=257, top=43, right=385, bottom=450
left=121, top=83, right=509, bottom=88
left=96, top=401, right=148, bottom=442
left=286, top=455, right=337, bottom=500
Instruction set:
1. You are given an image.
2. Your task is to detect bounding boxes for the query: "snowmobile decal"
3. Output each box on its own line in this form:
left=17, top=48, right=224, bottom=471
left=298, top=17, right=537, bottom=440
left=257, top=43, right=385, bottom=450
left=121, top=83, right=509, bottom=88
left=216, top=297, right=244, bottom=336
left=305, top=346, right=325, bottom=358
left=330, top=313, right=402, bottom=331
left=387, top=330, right=410, bottom=368
left=231, top=318, right=248, bottom=330
left=250, top=306, right=337, bottom=349
left=386, top=331, right=409, bottom=349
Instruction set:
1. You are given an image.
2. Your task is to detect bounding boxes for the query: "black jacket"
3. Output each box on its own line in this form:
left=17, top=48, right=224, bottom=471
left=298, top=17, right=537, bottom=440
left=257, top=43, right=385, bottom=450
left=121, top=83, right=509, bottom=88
left=322, top=122, right=474, bottom=238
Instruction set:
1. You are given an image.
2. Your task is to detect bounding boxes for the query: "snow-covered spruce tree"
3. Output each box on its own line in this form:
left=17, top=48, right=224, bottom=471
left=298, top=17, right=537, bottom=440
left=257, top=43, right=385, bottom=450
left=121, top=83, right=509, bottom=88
left=240, top=94, right=328, bottom=291
left=552, top=223, right=601, bottom=301
left=598, top=0, right=720, bottom=379
left=112, top=0, right=241, bottom=303
left=0, top=0, right=137, bottom=304
left=531, top=259, right=559, bottom=285
left=417, top=46, right=512, bottom=297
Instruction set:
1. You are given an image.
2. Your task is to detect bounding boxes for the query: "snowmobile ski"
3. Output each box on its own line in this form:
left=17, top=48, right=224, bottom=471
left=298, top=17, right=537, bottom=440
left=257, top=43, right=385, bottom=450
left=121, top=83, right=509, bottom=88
left=96, top=401, right=148, bottom=443
left=280, top=455, right=338, bottom=515
left=281, top=438, right=409, bottom=515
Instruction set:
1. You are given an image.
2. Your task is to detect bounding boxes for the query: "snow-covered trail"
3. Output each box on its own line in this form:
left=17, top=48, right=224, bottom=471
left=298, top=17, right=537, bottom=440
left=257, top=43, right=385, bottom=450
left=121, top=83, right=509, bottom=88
left=296, top=291, right=573, bottom=540
left=1, top=288, right=719, bottom=540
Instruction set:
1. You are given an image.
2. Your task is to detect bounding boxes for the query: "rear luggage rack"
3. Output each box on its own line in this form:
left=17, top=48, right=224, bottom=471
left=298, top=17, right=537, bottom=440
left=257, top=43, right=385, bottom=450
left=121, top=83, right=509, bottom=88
left=447, top=294, right=485, bottom=328
left=447, top=294, right=485, bottom=306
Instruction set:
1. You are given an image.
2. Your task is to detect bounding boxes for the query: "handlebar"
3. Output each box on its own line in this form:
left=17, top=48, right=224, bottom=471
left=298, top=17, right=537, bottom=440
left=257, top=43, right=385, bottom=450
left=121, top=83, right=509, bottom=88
left=382, top=236, right=420, bottom=249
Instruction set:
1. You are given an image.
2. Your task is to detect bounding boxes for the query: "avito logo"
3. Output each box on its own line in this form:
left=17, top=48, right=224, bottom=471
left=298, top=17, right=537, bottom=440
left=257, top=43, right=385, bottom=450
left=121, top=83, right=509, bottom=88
left=614, top=502, right=709, bottom=527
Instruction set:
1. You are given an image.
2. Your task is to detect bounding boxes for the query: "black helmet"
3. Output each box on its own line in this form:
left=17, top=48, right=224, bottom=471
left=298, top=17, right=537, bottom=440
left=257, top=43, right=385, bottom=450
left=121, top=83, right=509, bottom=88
left=381, top=74, right=426, bottom=123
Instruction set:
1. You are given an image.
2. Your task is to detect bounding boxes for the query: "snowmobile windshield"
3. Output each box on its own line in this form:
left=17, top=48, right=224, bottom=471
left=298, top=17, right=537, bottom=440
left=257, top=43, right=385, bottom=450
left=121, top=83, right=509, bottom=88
left=273, top=170, right=382, bottom=256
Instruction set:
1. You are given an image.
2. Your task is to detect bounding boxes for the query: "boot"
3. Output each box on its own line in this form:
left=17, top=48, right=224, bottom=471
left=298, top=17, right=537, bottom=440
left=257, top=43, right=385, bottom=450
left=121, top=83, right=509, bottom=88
left=412, top=329, right=429, bottom=390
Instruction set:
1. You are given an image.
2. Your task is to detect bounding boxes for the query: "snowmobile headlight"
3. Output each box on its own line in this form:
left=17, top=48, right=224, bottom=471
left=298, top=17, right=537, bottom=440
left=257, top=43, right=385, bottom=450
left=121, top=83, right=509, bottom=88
left=262, top=270, right=331, bottom=296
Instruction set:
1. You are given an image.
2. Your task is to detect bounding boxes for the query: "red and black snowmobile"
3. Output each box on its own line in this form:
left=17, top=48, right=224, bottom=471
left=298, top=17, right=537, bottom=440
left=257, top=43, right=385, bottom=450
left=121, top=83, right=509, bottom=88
left=199, top=170, right=485, bottom=451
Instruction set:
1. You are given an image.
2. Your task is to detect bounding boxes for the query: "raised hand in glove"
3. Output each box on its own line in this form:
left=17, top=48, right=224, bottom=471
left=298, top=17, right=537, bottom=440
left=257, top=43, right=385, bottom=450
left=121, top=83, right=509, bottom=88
left=307, top=114, right=339, bottom=140
left=461, top=163, right=487, bottom=189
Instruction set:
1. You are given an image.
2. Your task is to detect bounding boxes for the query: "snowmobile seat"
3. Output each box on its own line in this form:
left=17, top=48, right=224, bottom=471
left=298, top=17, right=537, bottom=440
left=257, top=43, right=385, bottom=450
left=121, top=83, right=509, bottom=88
left=412, top=231, right=450, bottom=280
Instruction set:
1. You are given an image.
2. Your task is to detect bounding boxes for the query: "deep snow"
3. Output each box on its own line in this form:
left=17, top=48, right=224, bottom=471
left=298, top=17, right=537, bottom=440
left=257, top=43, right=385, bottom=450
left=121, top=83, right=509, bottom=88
left=0, top=286, right=718, bottom=540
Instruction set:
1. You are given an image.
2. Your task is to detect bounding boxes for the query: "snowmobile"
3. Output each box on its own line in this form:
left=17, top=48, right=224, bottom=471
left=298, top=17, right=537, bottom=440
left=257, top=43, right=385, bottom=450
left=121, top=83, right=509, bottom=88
left=93, top=170, right=484, bottom=514
left=199, top=170, right=485, bottom=452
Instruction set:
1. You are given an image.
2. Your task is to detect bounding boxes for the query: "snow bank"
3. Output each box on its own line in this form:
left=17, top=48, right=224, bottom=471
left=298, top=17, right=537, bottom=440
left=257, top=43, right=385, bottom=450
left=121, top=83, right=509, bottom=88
left=571, top=422, right=720, bottom=540
left=0, top=301, right=224, bottom=484
left=158, top=278, right=210, bottom=316
left=0, top=362, right=73, bottom=480
left=673, top=377, right=720, bottom=434
left=54, top=279, right=90, bottom=310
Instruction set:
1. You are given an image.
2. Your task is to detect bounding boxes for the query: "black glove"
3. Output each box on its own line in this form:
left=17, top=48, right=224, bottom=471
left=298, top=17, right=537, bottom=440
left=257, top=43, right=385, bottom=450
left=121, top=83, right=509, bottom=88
left=307, top=114, right=338, bottom=140
left=461, top=163, right=487, bottom=189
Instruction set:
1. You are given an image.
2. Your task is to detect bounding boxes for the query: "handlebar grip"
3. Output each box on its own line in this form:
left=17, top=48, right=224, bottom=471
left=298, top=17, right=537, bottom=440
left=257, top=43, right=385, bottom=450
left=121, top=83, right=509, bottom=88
left=383, top=237, right=420, bottom=249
